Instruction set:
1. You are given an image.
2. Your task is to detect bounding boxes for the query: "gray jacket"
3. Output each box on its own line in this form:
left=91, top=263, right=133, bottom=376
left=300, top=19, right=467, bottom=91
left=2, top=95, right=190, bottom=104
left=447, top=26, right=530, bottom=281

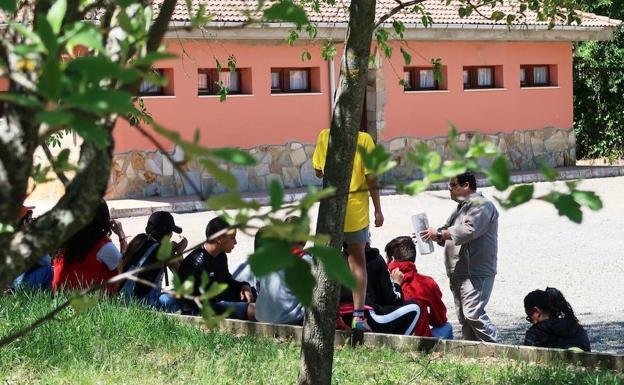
left=255, top=254, right=313, bottom=325
left=443, top=192, right=498, bottom=278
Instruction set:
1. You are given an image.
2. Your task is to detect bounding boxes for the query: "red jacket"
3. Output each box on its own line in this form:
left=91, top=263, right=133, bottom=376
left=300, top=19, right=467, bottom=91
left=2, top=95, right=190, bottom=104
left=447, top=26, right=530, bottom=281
left=388, top=260, right=447, bottom=337
left=52, top=237, right=116, bottom=294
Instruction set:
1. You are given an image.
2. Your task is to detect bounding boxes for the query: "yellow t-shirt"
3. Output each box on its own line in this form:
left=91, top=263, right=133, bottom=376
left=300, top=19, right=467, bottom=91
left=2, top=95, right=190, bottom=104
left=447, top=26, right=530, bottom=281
left=312, top=128, right=375, bottom=233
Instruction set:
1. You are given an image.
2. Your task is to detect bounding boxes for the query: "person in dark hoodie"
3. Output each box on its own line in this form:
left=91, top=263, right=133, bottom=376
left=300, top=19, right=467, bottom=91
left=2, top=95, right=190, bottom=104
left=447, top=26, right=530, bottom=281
left=523, top=287, right=590, bottom=352
left=339, top=243, right=421, bottom=335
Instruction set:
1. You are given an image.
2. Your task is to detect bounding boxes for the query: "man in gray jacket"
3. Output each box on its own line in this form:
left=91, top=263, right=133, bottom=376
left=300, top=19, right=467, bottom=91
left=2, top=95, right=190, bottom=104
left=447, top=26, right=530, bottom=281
left=421, top=171, right=498, bottom=342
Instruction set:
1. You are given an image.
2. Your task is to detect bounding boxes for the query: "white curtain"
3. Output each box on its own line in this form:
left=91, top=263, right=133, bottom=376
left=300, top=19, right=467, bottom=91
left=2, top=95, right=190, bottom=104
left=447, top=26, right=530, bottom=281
left=519, top=68, right=526, bottom=84
left=139, top=80, right=161, bottom=94
left=219, top=70, right=240, bottom=92
left=198, top=73, right=208, bottom=90
left=477, top=68, right=493, bottom=87
left=533, top=66, right=548, bottom=85
left=419, top=69, right=435, bottom=88
left=463, top=70, right=469, bottom=87
left=403, top=71, right=411, bottom=88
left=271, top=72, right=281, bottom=89
left=289, top=70, right=308, bottom=90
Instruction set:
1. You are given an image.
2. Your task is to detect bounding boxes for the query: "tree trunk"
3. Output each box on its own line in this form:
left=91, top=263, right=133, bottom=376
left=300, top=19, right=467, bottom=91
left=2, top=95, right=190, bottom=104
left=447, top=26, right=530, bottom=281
left=297, top=1, right=376, bottom=384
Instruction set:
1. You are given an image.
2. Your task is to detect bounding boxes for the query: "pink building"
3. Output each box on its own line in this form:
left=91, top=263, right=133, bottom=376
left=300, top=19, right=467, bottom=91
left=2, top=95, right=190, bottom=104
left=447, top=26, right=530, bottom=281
left=108, top=1, right=620, bottom=198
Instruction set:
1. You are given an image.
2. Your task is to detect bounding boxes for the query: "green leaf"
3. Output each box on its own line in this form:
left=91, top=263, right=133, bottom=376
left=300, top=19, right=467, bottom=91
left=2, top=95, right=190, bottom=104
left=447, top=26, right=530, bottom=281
left=400, top=47, right=411, bottom=65
left=299, top=186, right=337, bottom=211
left=0, top=223, right=16, bottom=234
left=571, top=190, right=603, bottom=211
left=392, top=20, right=405, bottom=39
left=0, top=93, right=42, bottom=108
left=424, top=151, right=441, bottom=173
left=201, top=281, right=228, bottom=300
left=269, top=180, right=284, bottom=211
left=210, top=148, right=256, bottom=166
left=70, top=294, right=98, bottom=314
left=64, top=22, right=104, bottom=53
left=263, top=0, right=309, bottom=27
left=497, top=184, right=534, bottom=209
left=66, top=56, right=118, bottom=83
left=38, top=57, right=62, bottom=100
left=0, top=0, right=16, bottom=13
left=71, top=117, right=109, bottom=148
left=553, top=194, right=583, bottom=223
left=403, top=180, right=428, bottom=195
left=65, top=89, right=133, bottom=114
left=359, top=144, right=396, bottom=176
left=539, top=163, right=559, bottom=182
left=205, top=192, right=260, bottom=210
left=47, top=0, right=67, bottom=35
left=9, top=22, right=44, bottom=50
left=440, top=160, right=467, bottom=178
left=301, top=49, right=312, bottom=62
left=157, top=236, right=173, bottom=261
left=54, top=148, right=76, bottom=172
left=308, top=246, right=355, bottom=289
left=35, top=15, right=58, bottom=56
left=487, top=156, right=510, bottom=191
left=284, top=257, right=315, bottom=307
left=248, top=238, right=295, bottom=277
left=37, top=109, right=73, bottom=127
left=198, top=158, right=238, bottom=189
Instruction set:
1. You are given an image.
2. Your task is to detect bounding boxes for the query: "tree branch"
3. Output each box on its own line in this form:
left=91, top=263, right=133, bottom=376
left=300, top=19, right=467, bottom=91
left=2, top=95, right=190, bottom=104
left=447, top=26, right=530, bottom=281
left=147, top=0, right=178, bottom=52
left=41, top=143, right=70, bottom=186
left=375, top=0, right=426, bottom=29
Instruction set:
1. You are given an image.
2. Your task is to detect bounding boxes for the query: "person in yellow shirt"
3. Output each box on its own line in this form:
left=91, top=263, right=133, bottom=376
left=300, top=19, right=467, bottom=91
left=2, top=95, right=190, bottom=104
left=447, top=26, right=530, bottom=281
left=312, top=128, right=384, bottom=331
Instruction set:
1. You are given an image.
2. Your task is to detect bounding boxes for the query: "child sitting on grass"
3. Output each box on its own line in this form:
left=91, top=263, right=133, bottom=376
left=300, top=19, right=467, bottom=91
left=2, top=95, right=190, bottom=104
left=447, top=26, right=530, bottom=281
left=386, top=236, right=453, bottom=339
left=523, top=287, right=590, bottom=352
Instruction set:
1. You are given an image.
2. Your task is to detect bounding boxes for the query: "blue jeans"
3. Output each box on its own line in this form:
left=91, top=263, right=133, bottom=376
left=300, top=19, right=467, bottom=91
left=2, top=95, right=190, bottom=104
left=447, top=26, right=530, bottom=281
left=431, top=322, right=454, bottom=339
left=11, top=264, right=53, bottom=291
left=213, top=300, right=249, bottom=320
left=144, top=289, right=180, bottom=313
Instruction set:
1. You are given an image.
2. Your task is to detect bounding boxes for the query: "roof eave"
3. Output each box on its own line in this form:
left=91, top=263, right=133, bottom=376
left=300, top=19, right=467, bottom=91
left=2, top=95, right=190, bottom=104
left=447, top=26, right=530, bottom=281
left=167, top=21, right=619, bottom=42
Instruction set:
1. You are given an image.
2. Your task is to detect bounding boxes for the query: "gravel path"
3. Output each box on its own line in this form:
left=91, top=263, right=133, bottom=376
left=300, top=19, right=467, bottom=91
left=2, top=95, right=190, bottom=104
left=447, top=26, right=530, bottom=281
left=119, top=176, right=624, bottom=354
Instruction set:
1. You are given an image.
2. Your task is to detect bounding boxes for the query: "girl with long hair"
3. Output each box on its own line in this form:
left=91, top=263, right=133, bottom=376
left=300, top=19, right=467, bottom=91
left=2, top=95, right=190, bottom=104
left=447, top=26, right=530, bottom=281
left=52, top=201, right=127, bottom=294
left=523, top=287, right=590, bottom=351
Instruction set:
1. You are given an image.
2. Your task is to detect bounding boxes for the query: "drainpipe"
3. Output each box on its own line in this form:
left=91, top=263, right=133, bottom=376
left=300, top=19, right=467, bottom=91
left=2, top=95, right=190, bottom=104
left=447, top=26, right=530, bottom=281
left=328, top=56, right=336, bottom=117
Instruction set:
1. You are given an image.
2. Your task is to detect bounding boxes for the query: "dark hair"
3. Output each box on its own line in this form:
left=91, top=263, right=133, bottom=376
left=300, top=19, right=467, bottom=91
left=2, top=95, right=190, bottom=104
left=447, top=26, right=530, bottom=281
left=254, top=227, right=269, bottom=251
left=456, top=171, right=477, bottom=191
left=64, top=201, right=112, bottom=264
left=384, top=236, right=416, bottom=262
left=524, top=287, right=578, bottom=323
left=205, top=216, right=230, bottom=242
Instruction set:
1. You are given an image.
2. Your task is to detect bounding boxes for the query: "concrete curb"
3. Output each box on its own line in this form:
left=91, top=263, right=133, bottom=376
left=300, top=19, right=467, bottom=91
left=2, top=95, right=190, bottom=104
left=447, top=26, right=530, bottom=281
left=172, top=315, right=624, bottom=372
left=109, top=166, right=624, bottom=219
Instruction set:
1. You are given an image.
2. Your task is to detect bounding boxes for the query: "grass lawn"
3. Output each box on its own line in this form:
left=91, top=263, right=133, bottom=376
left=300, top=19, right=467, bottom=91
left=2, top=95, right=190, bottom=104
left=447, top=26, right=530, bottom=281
left=0, top=292, right=621, bottom=385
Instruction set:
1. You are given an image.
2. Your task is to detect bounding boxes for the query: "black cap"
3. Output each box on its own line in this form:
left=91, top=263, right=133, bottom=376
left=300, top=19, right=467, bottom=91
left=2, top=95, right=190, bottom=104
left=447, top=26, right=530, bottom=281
left=146, top=211, right=182, bottom=235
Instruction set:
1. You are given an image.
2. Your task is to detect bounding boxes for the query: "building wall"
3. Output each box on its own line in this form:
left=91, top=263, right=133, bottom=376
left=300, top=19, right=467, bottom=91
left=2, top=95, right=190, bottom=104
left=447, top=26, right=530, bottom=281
left=106, top=39, right=576, bottom=199
left=382, top=41, right=573, bottom=140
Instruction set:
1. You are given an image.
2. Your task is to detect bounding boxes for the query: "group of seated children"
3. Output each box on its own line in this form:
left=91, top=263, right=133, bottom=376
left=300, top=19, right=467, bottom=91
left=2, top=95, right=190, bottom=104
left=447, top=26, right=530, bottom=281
left=8, top=204, right=591, bottom=350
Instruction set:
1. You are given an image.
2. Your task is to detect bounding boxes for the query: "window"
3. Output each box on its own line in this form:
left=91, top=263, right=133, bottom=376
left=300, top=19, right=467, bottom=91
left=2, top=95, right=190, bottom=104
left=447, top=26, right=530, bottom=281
left=403, top=67, right=445, bottom=91
left=271, top=68, right=318, bottom=93
left=138, top=68, right=174, bottom=96
left=520, top=65, right=552, bottom=87
left=138, top=69, right=167, bottom=96
left=463, top=66, right=501, bottom=89
left=198, top=69, right=243, bottom=95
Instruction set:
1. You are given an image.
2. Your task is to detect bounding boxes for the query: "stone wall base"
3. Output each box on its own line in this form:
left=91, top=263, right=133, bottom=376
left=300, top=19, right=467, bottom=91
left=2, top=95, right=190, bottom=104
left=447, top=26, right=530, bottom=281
left=105, top=127, right=575, bottom=200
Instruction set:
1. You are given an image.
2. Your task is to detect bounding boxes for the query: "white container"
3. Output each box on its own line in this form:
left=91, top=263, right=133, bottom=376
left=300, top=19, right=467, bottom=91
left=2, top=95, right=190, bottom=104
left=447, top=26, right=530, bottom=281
left=411, top=213, right=434, bottom=255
